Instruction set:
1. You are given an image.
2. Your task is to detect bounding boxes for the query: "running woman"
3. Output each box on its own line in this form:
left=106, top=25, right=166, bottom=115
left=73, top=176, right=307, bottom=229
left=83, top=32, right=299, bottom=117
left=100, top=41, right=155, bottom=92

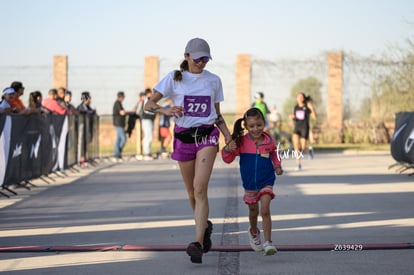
left=289, top=92, right=317, bottom=170
left=145, top=38, right=232, bottom=264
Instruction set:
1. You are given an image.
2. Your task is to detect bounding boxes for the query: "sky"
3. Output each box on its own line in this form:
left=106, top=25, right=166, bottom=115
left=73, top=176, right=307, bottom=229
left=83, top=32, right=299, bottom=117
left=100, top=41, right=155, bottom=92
left=1, top=0, right=413, bottom=66
left=0, top=0, right=413, bottom=114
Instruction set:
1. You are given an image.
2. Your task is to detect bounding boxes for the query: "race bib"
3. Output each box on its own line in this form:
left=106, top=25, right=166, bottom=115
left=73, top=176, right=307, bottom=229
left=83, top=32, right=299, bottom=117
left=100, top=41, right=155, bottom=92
left=295, top=109, right=305, bottom=120
left=183, top=95, right=211, bottom=117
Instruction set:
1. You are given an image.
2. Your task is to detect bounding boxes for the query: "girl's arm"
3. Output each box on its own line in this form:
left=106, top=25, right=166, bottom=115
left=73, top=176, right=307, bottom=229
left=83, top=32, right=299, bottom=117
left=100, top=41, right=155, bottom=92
left=221, top=141, right=238, bottom=164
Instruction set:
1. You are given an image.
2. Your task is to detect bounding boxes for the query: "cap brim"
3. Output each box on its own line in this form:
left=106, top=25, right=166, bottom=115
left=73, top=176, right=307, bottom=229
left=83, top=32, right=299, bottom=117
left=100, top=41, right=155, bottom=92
left=190, top=52, right=212, bottom=60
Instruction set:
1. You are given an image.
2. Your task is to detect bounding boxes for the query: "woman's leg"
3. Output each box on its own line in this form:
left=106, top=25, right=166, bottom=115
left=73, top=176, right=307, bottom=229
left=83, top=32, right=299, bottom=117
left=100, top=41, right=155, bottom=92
left=179, top=146, right=216, bottom=245
left=300, top=137, right=308, bottom=153
left=178, top=160, right=196, bottom=210
left=192, top=146, right=216, bottom=245
left=292, top=133, right=301, bottom=165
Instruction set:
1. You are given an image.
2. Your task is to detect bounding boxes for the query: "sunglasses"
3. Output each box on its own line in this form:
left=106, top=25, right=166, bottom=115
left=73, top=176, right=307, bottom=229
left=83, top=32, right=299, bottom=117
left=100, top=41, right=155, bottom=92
left=192, top=56, right=209, bottom=63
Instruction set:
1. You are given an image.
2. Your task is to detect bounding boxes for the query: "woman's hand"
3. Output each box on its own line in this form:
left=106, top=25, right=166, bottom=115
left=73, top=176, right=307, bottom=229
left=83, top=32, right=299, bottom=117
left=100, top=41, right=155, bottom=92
left=167, top=106, right=184, bottom=118
left=225, top=140, right=237, bottom=152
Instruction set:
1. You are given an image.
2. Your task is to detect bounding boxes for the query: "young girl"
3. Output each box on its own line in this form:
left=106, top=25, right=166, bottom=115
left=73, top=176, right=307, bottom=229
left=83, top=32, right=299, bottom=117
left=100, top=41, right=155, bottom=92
left=222, top=107, right=283, bottom=256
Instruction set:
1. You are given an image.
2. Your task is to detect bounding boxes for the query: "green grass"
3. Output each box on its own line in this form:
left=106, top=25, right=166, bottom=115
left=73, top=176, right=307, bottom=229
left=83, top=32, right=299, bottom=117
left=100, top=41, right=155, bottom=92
left=312, top=143, right=389, bottom=152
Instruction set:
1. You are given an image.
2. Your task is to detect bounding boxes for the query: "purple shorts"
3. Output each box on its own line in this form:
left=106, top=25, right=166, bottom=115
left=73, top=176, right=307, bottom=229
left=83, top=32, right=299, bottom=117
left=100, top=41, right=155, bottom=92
left=171, top=125, right=220, bottom=161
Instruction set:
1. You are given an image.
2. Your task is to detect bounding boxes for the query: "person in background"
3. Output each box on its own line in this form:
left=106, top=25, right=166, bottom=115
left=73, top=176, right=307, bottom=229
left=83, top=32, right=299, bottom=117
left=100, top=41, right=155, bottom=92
left=222, top=107, right=283, bottom=256
left=10, top=81, right=26, bottom=111
left=57, top=87, right=67, bottom=109
left=144, top=37, right=232, bottom=264
left=252, top=92, right=270, bottom=129
left=77, top=91, right=96, bottom=115
left=289, top=92, right=317, bottom=170
left=0, top=87, right=20, bottom=114
left=158, top=98, right=173, bottom=158
left=140, top=88, right=156, bottom=161
left=27, top=91, right=46, bottom=114
left=10, top=81, right=38, bottom=114
left=63, top=90, right=79, bottom=114
left=42, top=88, right=70, bottom=114
left=112, top=91, right=127, bottom=161
left=28, top=91, right=42, bottom=109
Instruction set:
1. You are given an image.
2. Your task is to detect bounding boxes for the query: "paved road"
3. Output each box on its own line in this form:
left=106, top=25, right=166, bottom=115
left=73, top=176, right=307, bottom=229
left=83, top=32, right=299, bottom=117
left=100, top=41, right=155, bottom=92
left=0, top=152, right=413, bottom=274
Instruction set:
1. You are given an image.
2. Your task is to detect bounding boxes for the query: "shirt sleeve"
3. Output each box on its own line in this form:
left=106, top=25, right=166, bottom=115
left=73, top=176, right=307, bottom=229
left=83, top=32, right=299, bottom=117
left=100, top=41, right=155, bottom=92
left=221, top=146, right=239, bottom=164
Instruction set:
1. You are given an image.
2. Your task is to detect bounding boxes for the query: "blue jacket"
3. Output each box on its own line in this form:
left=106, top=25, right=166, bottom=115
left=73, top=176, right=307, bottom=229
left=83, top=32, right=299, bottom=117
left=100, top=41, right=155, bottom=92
left=222, top=132, right=281, bottom=191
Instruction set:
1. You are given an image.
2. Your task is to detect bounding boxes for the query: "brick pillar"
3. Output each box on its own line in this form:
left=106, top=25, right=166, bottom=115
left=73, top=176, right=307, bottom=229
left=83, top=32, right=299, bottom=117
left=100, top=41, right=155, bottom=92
left=53, top=55, right=68, bottom=89
left=327, top=52, right=344, bottom=143
left=144, top=56, right=159, bottom=88
left=136, top=56, right=159, bottom=156
left=236, top=54, right=251, bottom=118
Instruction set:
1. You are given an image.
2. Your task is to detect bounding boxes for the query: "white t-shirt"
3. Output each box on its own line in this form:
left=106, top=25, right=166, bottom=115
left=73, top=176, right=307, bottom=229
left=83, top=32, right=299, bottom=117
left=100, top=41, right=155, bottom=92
left=154, top=70, right=224, bottom=128
left=0, top=100, right=11, bottom=113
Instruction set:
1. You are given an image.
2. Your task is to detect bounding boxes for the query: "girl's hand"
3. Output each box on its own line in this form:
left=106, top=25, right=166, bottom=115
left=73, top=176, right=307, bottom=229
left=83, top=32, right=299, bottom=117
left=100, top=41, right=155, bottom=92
left=274, top=167, right=283, bottom=175
left=225, top=140, right=237, bottom=152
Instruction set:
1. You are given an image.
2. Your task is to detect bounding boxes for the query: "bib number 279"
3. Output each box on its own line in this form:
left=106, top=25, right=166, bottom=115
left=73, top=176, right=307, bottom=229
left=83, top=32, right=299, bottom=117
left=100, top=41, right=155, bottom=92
left=184, top=96, right=211, bottom=117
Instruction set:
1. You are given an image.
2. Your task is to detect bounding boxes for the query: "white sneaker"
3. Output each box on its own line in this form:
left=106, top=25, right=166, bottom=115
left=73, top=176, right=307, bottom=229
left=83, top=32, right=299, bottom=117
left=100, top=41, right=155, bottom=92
left=143, top=155, right=153, bottom=161
left=263, top=241, right=277, bottom=256
left=248, top=227, right=263, bottom=251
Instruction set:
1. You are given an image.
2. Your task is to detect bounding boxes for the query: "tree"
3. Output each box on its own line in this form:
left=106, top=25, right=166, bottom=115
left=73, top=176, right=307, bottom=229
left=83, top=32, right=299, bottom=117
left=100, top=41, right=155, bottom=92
left=282, top=76, right=325, bottom=123
left=359, top=37, right=414, bottom=122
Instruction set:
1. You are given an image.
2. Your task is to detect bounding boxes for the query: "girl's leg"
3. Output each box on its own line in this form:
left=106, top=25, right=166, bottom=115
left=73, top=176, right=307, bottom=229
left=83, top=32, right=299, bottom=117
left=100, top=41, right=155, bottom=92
left=259, top=194, right=273, bottom=242
left=248, top=203, right=259, bottom=233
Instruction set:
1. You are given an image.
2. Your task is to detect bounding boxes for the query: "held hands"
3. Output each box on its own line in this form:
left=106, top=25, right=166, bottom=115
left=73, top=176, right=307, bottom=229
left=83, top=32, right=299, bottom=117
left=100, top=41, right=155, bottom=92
left=224, top=140, right=237, bottom=152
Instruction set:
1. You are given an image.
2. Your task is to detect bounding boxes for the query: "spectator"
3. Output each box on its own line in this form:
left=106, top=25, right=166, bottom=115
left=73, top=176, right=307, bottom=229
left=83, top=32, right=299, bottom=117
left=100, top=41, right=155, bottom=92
left=158, top=98, right=173, bottom=157
left=27, top=91, right=46, bottom=114
left=139, top=88, right=156, bottom=160
left=57, top=87, right=67, bottom=108
left=63, top=90, right=79, bottom=114
left=77, top=91, right=96, bottom=115
left=0, top=87, right=19, bottom=114
left=133, top=91, right=146, bottom=119
left=28, top=91, right=43, bottom=109
left=42, top=88, right=70, bottom=114
left=112, top=91, right=127, bottom=161
left=10, top=81, right=26, bottom=111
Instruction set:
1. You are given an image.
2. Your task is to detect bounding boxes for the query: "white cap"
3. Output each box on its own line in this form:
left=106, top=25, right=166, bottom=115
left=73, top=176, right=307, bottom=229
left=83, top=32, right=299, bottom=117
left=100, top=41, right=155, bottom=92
left=2, top=87, right=16, bottom=95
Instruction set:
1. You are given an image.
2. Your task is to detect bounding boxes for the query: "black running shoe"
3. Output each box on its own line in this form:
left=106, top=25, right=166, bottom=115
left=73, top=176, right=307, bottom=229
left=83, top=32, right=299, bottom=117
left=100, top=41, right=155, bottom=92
left=203, top=220, right=213, bottom=253
left=186, top=242, right=203, bottom=264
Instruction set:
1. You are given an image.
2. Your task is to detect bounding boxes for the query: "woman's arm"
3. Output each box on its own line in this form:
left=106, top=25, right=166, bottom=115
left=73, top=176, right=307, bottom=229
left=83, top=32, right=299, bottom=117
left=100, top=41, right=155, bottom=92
left=145, top=90, right=184, bottom=117
left=214, top=102, right=232, bottom=144
left=307, top=102, right=317, bottom=121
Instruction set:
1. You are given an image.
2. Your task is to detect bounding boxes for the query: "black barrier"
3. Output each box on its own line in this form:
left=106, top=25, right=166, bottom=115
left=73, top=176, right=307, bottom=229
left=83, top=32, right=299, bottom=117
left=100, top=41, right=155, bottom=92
left=391, top=112, right=414, bottom=165
left=0, top=114, right=99, bottom=188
